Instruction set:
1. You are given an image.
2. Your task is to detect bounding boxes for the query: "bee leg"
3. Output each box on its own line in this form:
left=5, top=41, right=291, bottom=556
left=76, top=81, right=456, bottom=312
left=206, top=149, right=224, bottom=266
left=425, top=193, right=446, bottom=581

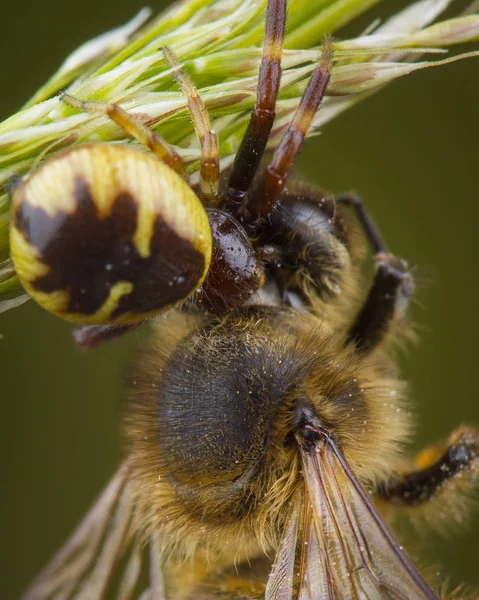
left=338, top=194, right=414, bottom=353
left=162, top=46, right=220, bottom=206
left=60, top=93, right=185, bottom=175
left=223, top=0, right=287, bottom=212
left=72, top=322, right=142, bottom=349
left=376, top=427, right=479, bottom=507
left=337, top=192, right=387, bottom=254
left=347, top=252, right=414, bottom=352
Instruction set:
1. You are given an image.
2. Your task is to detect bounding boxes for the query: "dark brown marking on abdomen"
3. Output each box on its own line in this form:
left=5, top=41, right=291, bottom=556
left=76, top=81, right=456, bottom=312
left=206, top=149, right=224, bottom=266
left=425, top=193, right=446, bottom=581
left=15, top=176, right=205, bottom=319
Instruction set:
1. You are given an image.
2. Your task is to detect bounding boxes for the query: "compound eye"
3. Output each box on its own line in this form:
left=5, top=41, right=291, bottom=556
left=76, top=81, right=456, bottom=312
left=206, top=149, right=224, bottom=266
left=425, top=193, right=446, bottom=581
left=9, top=144, right=212, bottom=324
left=156, top=323, right=283, bottom=488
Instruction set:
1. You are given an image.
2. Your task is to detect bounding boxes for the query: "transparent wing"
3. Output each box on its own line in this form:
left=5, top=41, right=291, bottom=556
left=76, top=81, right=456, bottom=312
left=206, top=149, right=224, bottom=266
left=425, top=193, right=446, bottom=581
left=265, top=438, right=440, bottom=600
left=265, top=498, right=301, bottom=600
left=301, top=439, right=440, bottom=600
left=22, top=462, right=166, bottom=600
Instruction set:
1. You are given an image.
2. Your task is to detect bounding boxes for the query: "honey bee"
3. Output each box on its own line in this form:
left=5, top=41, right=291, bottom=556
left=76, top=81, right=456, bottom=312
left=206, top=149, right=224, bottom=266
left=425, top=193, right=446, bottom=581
left=7, top=0, right=479, bottom=598
left=23, top=298, right=479, bottom=599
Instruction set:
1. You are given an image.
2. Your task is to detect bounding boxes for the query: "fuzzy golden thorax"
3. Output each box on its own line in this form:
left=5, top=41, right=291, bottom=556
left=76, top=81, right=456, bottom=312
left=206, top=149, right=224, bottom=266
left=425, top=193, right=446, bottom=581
left=123, top=307, right=410, bottom=565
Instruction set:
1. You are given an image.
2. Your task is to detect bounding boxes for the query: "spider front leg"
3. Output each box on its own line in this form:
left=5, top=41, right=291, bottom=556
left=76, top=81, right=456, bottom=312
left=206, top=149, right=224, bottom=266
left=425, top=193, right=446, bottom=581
left=223, top=0, right=333, bottom=229
left=340, top=193, right=415, bottom=353
left=61, top=93, right=185, bottom=174
left=72, top=323, right=142, bottom=350
left=377, top=427, right=479, bottom=515
left=63, top=55, right=222, bottom=206
left=245, top=37, right=333, bottom=229
left=162, top=46, right=220, bottom=205
left=223, top=0, right=287, bottom=209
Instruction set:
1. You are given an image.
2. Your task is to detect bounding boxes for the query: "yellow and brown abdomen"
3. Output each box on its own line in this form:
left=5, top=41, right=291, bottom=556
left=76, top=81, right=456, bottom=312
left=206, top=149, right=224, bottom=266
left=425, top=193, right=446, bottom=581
left=10, top=143, right=212, bottom=324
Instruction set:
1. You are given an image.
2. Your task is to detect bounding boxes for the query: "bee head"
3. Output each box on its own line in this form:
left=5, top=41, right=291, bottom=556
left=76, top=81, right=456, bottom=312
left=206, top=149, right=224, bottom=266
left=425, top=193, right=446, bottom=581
left=124, top=309, right=409, bottom=538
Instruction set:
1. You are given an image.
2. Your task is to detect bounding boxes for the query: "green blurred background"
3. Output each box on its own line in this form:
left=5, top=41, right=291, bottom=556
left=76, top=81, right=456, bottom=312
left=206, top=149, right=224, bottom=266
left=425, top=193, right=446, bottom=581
left=1, top=0, right=478, bottom=598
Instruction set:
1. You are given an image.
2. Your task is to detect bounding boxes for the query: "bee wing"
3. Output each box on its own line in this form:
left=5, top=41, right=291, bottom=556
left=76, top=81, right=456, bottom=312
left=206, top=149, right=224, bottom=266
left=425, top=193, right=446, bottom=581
left=23, top=462, right=165, bottom=600
left=265, top=498, right=301, bottom=600
left=298, top=440, right=440, bottom=600
left=265, top=439, right=440, bottom=600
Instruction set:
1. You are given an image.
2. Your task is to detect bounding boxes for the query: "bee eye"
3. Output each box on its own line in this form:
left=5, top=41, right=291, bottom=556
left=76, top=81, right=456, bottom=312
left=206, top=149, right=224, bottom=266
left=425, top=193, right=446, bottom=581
left=154, top=323, right=290, bottom=489
left=9, top=144, right=212, bottom=325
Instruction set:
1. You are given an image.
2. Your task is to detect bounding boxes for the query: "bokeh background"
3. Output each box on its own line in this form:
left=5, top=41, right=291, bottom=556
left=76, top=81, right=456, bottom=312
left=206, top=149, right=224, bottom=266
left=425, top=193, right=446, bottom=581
left=1, top=0, right=478, bottom=598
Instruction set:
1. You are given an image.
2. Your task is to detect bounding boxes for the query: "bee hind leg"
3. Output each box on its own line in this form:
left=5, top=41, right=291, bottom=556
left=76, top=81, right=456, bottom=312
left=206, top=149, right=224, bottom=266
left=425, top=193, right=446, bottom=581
left=376, top=427, right=479, bottom=512
left=339, top=193, right=415, bottom=353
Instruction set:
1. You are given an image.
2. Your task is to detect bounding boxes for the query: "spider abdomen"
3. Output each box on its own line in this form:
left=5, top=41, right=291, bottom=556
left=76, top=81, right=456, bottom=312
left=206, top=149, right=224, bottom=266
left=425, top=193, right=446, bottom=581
left=10, top=143, right=212, bottom=324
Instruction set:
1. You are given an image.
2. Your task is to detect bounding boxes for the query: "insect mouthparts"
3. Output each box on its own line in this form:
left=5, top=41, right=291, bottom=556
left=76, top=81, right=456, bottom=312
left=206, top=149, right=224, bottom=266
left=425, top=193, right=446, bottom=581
left=289, top=398, right=328, bottom=450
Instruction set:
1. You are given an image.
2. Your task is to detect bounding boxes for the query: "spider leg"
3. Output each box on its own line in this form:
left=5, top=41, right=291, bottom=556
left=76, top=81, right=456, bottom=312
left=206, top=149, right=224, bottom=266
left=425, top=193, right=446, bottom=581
left=162, top=46, right=220, bottom=205
left=60, top=93, right=185, bottom=175
left=339, top=193, right=414, bottom=353
left=223, top=0, right=287, bottom=210
left=72, top=323, right=142, bottom=349
left=244, top=37, right=333, bottom=230
left=377, top=427, right=479, bottom=507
